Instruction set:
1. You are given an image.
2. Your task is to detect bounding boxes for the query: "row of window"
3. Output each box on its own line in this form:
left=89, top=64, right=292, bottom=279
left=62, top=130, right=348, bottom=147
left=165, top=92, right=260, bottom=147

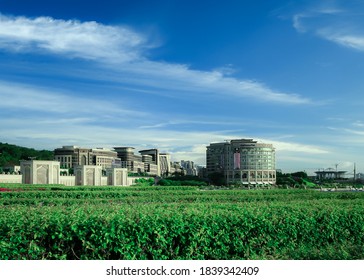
left=228, top=172, right=276, bottom=179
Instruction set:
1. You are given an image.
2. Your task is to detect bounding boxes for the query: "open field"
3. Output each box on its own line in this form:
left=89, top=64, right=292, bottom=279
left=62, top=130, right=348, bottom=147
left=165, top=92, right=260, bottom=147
left=1, top=183, right=364, bottom=260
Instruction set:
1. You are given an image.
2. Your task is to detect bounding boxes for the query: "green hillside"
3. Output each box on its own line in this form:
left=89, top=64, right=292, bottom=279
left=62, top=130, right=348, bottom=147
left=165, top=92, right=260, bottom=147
left=0, top=142, right=54, bottom=168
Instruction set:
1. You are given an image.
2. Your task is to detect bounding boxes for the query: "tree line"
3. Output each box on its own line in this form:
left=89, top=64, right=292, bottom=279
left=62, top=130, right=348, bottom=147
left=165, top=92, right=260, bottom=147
left=0, top=142, right=54, bottom=170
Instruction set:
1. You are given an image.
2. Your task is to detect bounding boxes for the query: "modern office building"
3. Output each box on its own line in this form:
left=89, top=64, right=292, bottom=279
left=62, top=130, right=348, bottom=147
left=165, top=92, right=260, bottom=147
left=54, top=146, right=91, bottom=168
left=113, top=147, right=143, bottom=172
left=159, top=153, right=171, bottom=176
left=115, top=147, right=166, bottom=176
left=206, top=139, right=276, bottom=185
left=181, top=160, right=198, bottom=176
left=54, top=146, right=119, bottom=170
left=139, top=149, right=164, bottom=176
left=91, top=148, right=120, bottom=170
left=170, top=161, right=184, bottom=176
left=138, top=149, right=183, bottom=176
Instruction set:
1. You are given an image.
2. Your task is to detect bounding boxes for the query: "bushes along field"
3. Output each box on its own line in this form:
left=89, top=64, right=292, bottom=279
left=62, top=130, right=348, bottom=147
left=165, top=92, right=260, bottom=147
left=1, top=184, right=364, bottom=260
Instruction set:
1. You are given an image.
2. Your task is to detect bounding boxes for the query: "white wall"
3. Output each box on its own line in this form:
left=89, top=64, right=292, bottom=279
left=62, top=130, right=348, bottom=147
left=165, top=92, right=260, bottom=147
left=60, top=176, right=76, bottom=186
left=0, top=174, right=22, bottom=184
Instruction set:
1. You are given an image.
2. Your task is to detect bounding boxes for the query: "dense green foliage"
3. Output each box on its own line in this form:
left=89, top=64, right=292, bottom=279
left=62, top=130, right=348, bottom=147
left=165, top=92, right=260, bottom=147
left=207, top=172, right=225, bottom=185
left=0, top=142, right=54, bottom=168
left=157, top=175, right=207, bottom=187
left=276, top=171, right=317, bottom=188
left=1, top=183, right=364, bottom=260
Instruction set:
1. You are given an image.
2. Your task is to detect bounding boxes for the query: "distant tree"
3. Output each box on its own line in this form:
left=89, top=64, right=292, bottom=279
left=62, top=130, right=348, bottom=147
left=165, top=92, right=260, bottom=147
left=0, top=142, right=53, bottom=167
left=291, top=171, right=308, bottom=179
left=208, top=172, right=225, bottom=186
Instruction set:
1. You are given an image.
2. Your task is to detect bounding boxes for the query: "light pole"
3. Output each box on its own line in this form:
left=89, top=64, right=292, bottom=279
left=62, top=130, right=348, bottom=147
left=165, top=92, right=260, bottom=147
left=354, top=163, right=357, bottom=182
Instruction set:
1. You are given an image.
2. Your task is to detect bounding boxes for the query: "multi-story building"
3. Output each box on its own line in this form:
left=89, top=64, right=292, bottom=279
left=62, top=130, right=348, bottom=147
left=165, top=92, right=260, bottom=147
left=159, top=153, right=171, bottom=176
left=91, top=148, right=120, bottom=170
left=54, top=146, right=119, bottom=170
left=115, top=147, right=160, bottom=176
left=170, top=161, right=184, bottom=176
left=114, top=147, right=141, bottom=172
left=139, top=149, right=168, bottom=176
left=181, top=160, right=198, bottom=176
left=206, top=139, right=276, bottom=185
left=54, top=146, right=91, bottom=169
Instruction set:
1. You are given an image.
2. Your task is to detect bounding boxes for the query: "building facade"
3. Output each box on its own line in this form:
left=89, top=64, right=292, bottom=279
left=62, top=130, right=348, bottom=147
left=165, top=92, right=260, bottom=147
left=115, top=147, right=158, bottom=175
left=206, top=139, right=276, bottom=185
left=91, top=148, right=120, bottom=170
left=181, top=160, right=198, bottom=176
left=54, top=146, right=119, bottom=170
left=55, top=145, right=187, bottom=178
left=20, top=160, right=60, bottom=185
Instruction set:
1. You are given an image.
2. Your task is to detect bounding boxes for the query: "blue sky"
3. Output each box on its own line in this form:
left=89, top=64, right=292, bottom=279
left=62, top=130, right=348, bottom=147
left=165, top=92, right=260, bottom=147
left=1, top=0, right=364, bottom=174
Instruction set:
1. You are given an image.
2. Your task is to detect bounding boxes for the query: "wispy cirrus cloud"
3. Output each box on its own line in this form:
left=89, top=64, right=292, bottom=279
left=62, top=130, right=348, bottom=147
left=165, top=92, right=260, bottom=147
left=291, top=2, right=364, bottom=52
left=319, top=32, right=364, bottom=51
left=1, top=114, right=330, bottom=166
left=0, top=80, right=143, bottom=117
left=0, top=13, right=311, bottom=105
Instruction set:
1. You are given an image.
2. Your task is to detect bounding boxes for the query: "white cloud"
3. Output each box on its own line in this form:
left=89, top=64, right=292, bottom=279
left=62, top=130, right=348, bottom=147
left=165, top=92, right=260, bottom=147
left=0, top=14, right=146, bottom=62
left=319, top=32, right=364, bottom=51
left=0, top=80, right=143, bottom=117
left=0, top=13, right=311, bottom=105
left=291, top=3, right=364, bottom=52
left=269, top=140, right=329, bottom=154
left=0, top=112, right=330, bottom=166
left=353, top=121, right=364, bottom=127
left=293, top=14, right=308, bottom=32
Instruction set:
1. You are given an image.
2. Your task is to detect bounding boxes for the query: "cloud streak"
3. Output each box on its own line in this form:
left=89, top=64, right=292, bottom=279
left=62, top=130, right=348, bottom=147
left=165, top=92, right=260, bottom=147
left=319, top=32, right=364, bottom=51
left=0, top=80, right=143, bottom=117
left=292, top=2, right=364, bottom=52
left=1, top=115, right=330, bottom=166
left=0, top=13, right=311, bottom=105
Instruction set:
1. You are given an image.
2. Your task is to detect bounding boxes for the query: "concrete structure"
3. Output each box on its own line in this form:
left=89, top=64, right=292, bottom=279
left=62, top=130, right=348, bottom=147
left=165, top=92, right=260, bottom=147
left=315, top=169, right=347, bottom=180
left=106, top=168, right=128, bottom=186
left=91, top=148, right=120, bottom=169
left=54, top=146, right=119, bottom=170
left=139, top=149, right=160, bottom=175
left=54, top=146, right=91, bottom=168
left=116, top=147, right=176, bottom=177
left=60, top=175, right=76, bottom=186
left=114, top=147, right=147, bottom=173
left=170, top=161, right=184, bottom=175
left=20, top=160, right=60, bottom=185
left=74, top=165, right=102, bottom=186
left=206, top=139, right=276, bottom=185
left=181, top=160, right=198, bottom=176
left=159, top=153, right=171, bottom=176
left=0, top=159, right=154, bottom=187
left=0, top=173, right=22, bottom=184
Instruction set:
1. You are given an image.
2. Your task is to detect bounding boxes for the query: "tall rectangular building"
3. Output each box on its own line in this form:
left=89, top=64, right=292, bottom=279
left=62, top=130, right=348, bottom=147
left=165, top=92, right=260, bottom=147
left=206, top=139, right=276, bottom=185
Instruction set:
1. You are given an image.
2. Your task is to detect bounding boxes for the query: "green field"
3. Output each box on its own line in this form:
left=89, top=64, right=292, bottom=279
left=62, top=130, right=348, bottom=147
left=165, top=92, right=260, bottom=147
left=1, top=183, right=364, bottom=260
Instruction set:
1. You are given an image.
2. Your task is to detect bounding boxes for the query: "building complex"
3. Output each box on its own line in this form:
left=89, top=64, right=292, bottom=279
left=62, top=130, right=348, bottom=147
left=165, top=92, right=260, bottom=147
left=0, top=138, right=277, bottom=186
left=55, top=146, right=185, bottom=177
